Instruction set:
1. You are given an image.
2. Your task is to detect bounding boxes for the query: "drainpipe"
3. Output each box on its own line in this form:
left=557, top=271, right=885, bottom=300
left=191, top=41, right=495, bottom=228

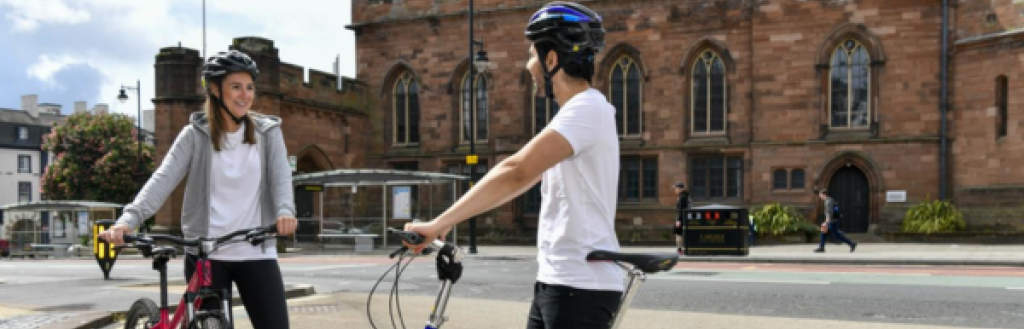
left=940, top=0, right=949, bottom=200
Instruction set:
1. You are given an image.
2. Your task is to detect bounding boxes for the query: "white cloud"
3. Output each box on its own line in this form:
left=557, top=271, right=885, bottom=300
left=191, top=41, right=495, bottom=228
left=0, top=0, right=357, bottom=122
left=204, top=0, right=357, bottom=77
left=26, top=54, right=84, bottom=88
left=0, top=0, right=91, bottom=32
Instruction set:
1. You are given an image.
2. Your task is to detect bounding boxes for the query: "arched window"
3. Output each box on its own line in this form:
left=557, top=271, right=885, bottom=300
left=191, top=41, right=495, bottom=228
left=609, top=56, right=642, bottom=137
left=692, top=49, right=727, bottom=134
left=461, top=72, right=489, bottom=142
left=997, top=75, right=1008, bottom=138
left=829, top=39, right=871, bottom=129
left=392, top=72, right=419, bottom=145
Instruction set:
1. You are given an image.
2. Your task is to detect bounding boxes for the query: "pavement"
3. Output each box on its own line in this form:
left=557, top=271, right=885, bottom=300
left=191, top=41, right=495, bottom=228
left=12, top=241, right=1024, bottom=329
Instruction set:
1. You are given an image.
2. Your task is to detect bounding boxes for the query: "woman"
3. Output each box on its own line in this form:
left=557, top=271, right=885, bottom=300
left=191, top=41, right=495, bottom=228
left=99, top=50, right=297, bottom=329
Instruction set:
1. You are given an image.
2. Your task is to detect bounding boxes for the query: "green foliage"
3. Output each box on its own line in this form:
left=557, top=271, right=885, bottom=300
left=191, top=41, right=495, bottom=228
left=750, top=203, right=816, bottom=235
left=902, top=199, right=966, bottom=233
left=41, top=112, right=155, bottom=204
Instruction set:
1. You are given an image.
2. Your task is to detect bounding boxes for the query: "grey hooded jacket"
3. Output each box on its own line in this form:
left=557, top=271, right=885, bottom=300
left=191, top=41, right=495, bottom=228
left=115, top=112, right=295, bottom=240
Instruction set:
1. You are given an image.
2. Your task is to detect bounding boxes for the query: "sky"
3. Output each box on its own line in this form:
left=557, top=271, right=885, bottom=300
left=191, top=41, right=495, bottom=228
left=0, top=0, right=357, bottom=121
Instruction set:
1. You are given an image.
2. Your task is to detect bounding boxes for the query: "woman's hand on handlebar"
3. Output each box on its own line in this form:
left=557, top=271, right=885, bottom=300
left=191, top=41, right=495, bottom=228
left=403, top=220, right=450, bottom=254
left=276, top=216, right=298, bottom=236
left=99, top=223, right=133, bottom=246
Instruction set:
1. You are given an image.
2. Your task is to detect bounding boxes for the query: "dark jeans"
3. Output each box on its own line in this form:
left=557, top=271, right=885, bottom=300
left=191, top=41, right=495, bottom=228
left=526, top=282, right=622, bottom=329
left=817, top=221, right=856, bottom=249
left=184, top=254, right=290, bottom=329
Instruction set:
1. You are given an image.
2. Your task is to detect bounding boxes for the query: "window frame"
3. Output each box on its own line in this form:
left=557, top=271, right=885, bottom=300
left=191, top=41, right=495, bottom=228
left=690, top=49, right=728, bottom=136
left=608, top=56, right=643, bottom=138
left=689, top=155, right=743, bottom=200
left=771, top=167, right=807, bottom=191
left=392, top=71, right=420, bottom=146
left=827, top=39, right=872, bottom=130
left=997, top=75, right=1008, bottom=139
left=17, top=155, right=30, bottom=174
left=618, top=156, right=658, bottom=202
left=17, top=181, right=31, bottom=203
left=16, top=127, right=28, bottom=141
left=460, top=72, right=489, bottom=143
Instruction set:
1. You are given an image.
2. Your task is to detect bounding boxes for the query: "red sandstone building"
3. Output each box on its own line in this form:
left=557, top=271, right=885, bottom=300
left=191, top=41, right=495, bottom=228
left=344, top=0, right=1024, bottom=235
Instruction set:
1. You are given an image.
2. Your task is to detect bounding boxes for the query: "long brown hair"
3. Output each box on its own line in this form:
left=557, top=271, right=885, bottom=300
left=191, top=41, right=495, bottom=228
left=205, top=80, right=257, bottom=152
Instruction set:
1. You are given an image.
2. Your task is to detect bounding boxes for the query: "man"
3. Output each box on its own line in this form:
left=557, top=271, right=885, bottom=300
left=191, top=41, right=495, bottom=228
left=404, top=2, right=623, bottom=328
left=672, top=182, right=690, bottom=254
left=814, top=189, right=857, bottom=253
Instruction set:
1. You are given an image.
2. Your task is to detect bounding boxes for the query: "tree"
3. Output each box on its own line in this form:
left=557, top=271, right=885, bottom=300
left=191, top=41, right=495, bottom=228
left=41, top=112, right=155, bottom=205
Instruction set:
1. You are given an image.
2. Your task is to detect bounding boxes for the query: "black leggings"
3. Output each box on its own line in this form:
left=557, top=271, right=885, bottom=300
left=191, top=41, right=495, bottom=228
left=184, top=254, right=290, bottom=329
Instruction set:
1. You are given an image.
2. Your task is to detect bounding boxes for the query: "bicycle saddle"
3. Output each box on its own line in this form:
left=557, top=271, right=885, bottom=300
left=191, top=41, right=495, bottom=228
left=586, top=250, right=679, bottom=273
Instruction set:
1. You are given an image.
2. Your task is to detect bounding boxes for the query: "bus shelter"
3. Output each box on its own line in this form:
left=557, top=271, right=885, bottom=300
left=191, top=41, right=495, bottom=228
left=0, top=200, right=123, bottom=258
left=291, top=169, right=467, bottom=251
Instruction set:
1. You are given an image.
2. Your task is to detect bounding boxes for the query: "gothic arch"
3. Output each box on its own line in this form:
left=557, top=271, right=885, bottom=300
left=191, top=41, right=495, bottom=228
left=679, top=37, right=737, bottom=76
left=595, top=42, right=650, bottom=87
left=380, top=61, right=421, bottom=97
left=816, top=151, right=885, bottom=228
left=294, top=144, right=334, bottom=174
left=815, top=23, right=886, bottom=67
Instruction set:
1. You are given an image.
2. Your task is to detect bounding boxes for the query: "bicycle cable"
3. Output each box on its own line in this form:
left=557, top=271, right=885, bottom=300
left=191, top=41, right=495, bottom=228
left=390, top=253, right=417, bottom=329
left=368, top=249, right=419, bottom=329
left=388, top=252, right=403, bottom=329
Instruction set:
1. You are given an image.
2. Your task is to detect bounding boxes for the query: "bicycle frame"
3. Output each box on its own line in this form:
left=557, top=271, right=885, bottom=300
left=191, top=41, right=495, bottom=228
left=419, top=240, right=462, bottom=329
left=383, top=229, right=462, bottom=329
left=424, top=276, right=455, bottom=329
left=148, top=251, right=231, bottom=329
left=384, top=228, right=665, bottom=329
left=124, top=225, right=275, bottom=329
left=609, top=262, right=647, bottom=329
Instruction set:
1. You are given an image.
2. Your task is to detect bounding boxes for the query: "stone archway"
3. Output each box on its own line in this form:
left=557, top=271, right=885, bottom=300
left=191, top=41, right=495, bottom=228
left=817, top=151, right=885, bottom=233
left=828, top=166, right=870, bottom=233
left=293, top=145, right=333, bottom=243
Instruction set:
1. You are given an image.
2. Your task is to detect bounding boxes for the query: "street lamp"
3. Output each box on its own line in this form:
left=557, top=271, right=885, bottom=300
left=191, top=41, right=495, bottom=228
left=466, top=0, right=491, bottom=254
left=473, top=49, right=490, bottom=73
left=117, top=80, right=142, bottom=169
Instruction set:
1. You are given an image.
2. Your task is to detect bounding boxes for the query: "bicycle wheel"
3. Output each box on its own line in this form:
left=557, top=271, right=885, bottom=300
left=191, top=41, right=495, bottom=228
left=187, top=311, right=229, bottom=329
left=124, top=298, right=160, bottom=329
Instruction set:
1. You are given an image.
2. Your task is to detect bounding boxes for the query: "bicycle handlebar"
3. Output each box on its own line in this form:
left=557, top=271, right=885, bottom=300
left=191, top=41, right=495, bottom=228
left=387, top=228, right=446, bottom=250
left=123, top=224, right=278, bottom=249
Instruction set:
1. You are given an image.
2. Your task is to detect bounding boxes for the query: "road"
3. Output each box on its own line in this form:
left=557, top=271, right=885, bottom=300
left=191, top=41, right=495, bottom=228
left=0, top=254, right=1022, bottom=328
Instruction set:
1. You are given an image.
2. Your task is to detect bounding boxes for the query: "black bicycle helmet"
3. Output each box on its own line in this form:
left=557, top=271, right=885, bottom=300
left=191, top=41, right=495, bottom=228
left=202, top=50, right=259, bottom=124
left=525, top=1, right=605, bottom=55
left=203, top=50, right=259, bottom=81
left=524, top=2, right=605, bottom=98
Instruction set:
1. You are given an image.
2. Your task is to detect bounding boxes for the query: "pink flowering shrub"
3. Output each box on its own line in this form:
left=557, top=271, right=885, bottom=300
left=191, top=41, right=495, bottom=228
left=41, top=112, right=155, bottom=204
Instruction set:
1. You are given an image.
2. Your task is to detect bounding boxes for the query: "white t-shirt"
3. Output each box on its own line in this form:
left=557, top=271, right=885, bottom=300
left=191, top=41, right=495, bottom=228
left=536, top=88, right=623, bottom=292
left=209, top=123, right=275, bottom=261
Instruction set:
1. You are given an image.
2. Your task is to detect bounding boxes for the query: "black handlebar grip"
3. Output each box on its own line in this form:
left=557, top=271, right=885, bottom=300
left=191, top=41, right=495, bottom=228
left=387, top=228, right=424, bottom=245
left=122, top=234, right=139, bottom=243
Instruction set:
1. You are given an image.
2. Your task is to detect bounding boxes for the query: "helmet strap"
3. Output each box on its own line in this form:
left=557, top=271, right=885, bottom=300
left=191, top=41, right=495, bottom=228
left=538, top=51, right=563, bottom=100
left=211, top=84, right=247, bottom=125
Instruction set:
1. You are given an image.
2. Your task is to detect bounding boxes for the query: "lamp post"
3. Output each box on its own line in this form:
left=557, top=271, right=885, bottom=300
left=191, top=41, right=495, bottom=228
left=467, top=0, right=490, bottom=255
left=117, top=80, right=142, bottom=169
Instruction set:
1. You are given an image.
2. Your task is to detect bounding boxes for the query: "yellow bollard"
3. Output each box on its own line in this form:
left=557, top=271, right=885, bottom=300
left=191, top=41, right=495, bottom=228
left=93, top=220, right=120, bottom=280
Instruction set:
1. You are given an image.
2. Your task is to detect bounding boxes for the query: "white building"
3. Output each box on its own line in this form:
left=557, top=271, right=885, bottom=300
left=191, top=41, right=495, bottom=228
left=0, top=95, right=67, bottom=243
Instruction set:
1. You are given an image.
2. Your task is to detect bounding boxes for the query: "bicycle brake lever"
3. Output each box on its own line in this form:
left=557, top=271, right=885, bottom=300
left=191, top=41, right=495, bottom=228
left=389, top=246, right=408, bottom=259
left=137, top=245, right=154, bottom=258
